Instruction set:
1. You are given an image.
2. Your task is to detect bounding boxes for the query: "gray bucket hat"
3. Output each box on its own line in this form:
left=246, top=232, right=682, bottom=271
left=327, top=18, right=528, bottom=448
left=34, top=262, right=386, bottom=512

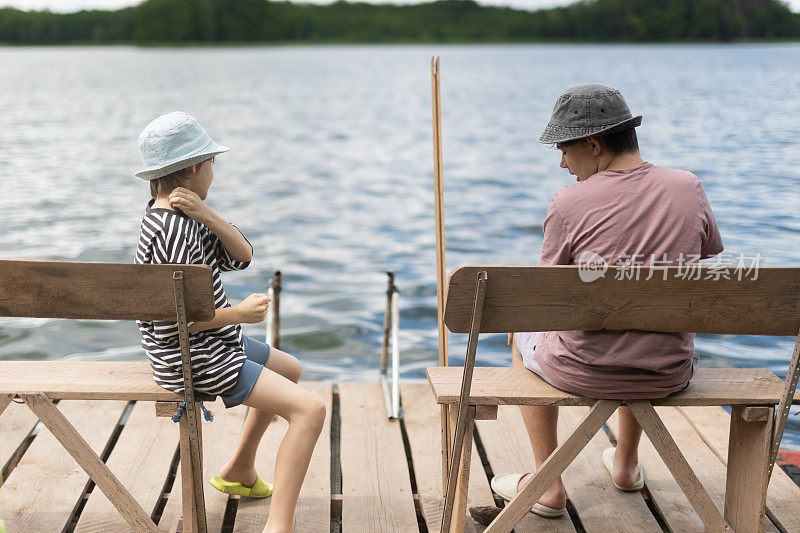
left=539, top=84, right=642, bottom=144
left=136, top=111, right=229, bottom=181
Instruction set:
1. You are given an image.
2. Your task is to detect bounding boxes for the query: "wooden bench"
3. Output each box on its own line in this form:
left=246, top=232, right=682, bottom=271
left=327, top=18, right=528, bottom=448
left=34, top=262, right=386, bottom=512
left=0, top=259, right=217, bottom=533
left=428, top=265, right=800, bottom=533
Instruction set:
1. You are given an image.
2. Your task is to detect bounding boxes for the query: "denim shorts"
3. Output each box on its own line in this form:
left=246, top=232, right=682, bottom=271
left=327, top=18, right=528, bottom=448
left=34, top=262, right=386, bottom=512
left=220, top=335, right=270, bottom=408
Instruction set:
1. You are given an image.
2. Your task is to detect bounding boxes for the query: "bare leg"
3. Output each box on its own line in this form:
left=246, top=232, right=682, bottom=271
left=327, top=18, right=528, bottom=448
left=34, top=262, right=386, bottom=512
left=219, top=348, right=303, bottom=485
left=612, top=406, right=643, bottom=488
left=243, top=365, right=325, bottom=533
left=512, top=341, right=566, bottom=509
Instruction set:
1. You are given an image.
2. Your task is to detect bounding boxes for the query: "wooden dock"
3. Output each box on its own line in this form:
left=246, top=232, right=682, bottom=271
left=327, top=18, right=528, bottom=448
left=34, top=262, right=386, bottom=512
left=2, top=381, right=800, bottom=532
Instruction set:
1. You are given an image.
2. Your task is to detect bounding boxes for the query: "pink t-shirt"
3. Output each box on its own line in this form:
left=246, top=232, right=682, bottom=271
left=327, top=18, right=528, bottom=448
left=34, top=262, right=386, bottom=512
left=518, top=162, right=724, bottom=399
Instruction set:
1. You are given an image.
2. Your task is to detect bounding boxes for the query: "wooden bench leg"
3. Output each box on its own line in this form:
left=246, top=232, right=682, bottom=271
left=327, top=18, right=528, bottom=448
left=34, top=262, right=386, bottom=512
left=179, top=406, right=206, bottom=533
left=441, top=271, right=487, bottom=533
left=19, top=393, right=157, bottom=532
left=725, top=405, right=773, bottom=533
left=627, top=401, right=731, bottom=533
left=0, top=394, right=12, bottom=417
left=485, top=399, right=620, bottom=533
left=443, top=405, right=476, bottom=533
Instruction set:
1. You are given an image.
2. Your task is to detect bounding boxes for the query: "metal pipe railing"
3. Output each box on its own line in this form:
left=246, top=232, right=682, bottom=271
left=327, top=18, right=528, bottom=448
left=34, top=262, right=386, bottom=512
left=266, top=271, right=281, bottom=349
left=380, top=272, right=401, bottom=419
left=264, top=269, right=401, bottom=420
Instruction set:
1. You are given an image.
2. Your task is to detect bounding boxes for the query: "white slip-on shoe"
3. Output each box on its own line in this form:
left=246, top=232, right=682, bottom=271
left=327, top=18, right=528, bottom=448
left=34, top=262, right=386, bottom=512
left=490, top=473, right=567, bottom=518
left=602, top=447, right=645, bottom=491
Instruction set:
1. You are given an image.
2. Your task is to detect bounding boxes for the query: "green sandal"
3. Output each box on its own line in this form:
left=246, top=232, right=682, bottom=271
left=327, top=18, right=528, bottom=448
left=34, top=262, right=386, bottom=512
left=209, top=475, right=273, bottom=498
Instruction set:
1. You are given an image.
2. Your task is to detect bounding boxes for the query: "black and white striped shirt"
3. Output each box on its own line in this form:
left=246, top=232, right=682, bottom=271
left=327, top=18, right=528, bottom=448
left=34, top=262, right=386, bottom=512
left=135, top=202, right=250, bottom=396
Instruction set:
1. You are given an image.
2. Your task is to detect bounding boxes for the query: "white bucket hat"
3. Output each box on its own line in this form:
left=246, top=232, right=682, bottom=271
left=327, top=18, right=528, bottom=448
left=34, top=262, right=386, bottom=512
left=136, top=111, right=229, bottom=181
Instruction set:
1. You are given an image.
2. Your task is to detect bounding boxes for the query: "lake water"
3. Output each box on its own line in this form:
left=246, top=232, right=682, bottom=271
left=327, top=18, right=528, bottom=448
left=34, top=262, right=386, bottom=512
left=1, top=44, right=799, bottom=443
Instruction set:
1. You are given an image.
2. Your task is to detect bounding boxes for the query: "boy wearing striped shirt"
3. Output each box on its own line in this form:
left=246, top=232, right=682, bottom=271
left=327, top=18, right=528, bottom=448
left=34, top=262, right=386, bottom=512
left=135, top=112, right=324, bottom=533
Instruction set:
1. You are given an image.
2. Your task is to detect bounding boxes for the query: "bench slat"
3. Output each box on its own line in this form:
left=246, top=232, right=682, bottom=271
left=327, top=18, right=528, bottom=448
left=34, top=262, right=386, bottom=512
left=444, top=266, right=800, bottom=336
left=0, top=362, right=179, bottom=401
left=0, top=260, right=215, bottom=322
left=427, top=367, right=800, bottom=407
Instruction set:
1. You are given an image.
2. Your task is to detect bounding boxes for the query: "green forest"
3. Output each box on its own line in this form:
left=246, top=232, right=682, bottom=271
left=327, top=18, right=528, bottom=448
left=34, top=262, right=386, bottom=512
left=0, top=0, right=798, bottom=44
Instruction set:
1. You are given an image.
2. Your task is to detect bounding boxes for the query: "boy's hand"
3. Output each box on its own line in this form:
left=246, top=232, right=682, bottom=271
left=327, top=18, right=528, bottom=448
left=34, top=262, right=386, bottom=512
left=507, top=333, right=514, bottom=346
left=169, top=187, right=214, bottom=224
left=237, top=293, right=270, bottom=324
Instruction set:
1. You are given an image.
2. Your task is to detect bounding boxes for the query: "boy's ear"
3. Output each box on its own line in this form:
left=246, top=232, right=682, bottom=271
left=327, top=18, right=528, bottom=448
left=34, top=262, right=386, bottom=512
left=586, top=136, right=602, bottom=156
left=187, top=164, right=197, bottom=174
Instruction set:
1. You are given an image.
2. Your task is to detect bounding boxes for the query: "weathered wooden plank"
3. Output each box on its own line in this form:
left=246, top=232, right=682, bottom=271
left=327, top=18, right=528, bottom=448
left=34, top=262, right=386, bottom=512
left=741, top=406, right=772, bottom=422
left=680, top=406, right=800, bottom=532
left=607, top=407, right=704, bottom=533
left=609, top=407, right=774, bottom=532
left=428, top=367, right=800, bottom=406
left=0, top=398, right=39, bottom=471
left=340, top=382, right=417, bottom=532
left=178, top=408, right=204, bottom=533
left=158, top=399, right=247, bottom=533
left=484, top=401, right=620, bottom=532
left=0, top=400, right=128, bottom=532
left=233, top=382, right=332, bottom=533
left=74, top=401, right=179, bottom=532
left=474, top=406, right=577, bottom=533
left=445, top=266, right=800, bottom=336
left=0, top=362, right=179, bottom=401
left=0, top=260, right=214, bottom=322
left=725, top=405, right=772, bottom=532
left=22, top=395, right=157, bottom=532
left=401, top=383, right=494, bottom=532
left=0, top=394, right=11, bottom=418
left=558, top=406, right=661, bottom=533
left=444, top=405, right=476, bottom=533
left=627, top=402, right=730, bottom=532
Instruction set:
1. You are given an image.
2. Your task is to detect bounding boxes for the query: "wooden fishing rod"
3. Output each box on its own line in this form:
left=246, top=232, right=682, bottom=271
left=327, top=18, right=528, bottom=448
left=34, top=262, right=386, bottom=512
left=431, top=56, right=452, bottom=491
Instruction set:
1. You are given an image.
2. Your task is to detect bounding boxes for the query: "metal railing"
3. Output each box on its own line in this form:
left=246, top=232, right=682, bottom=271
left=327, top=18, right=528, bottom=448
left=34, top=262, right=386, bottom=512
left=265, top=271, right=281, bottom=349
left=379, top=272, right=401, bottom=420
left=264, top=269, right=401, bottom=420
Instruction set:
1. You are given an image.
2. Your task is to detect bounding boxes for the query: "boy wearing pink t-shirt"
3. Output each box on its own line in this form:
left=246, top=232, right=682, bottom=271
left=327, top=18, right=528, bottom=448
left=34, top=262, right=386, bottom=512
left=489, top=84, right=723, bottom=518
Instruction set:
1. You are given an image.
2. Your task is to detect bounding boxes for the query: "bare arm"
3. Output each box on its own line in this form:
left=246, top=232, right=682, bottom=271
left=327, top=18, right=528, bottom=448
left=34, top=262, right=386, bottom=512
left=187, top=293, right=270, bottom=333
left=202, top=211, right=253, bottom=262
left=169, top=187, right=253, bottom=262
left=188, top=306, right=241, bottom=333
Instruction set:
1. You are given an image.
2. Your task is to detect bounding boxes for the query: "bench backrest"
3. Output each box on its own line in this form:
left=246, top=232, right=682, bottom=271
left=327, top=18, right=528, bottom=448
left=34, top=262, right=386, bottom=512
left=444, top=266, right=800, bottom=336
left=0, top=260, right=215, bottom=322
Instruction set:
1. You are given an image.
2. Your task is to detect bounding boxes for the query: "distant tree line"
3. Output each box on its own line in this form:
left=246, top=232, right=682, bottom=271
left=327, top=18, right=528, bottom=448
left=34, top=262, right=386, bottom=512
left=0, top=0, right=798, bottom=45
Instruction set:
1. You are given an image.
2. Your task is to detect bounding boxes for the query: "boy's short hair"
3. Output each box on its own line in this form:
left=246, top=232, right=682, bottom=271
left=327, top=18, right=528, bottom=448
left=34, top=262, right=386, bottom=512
left=598, top=127, right=639, bottom=154
left=559, top=127, right=639, bottom=155
left=149, top=158, right=210, bottom=198
left=150, top=168, right=190, bottom=198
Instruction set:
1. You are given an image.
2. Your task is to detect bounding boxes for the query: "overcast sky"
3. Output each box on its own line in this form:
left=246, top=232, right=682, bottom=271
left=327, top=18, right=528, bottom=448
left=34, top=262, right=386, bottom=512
left=2, top=0, right=799, bottom=12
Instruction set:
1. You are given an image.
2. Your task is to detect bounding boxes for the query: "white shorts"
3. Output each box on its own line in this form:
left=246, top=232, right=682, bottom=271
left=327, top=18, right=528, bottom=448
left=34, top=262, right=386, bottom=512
left=514, top=331, right=560, bottom=388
